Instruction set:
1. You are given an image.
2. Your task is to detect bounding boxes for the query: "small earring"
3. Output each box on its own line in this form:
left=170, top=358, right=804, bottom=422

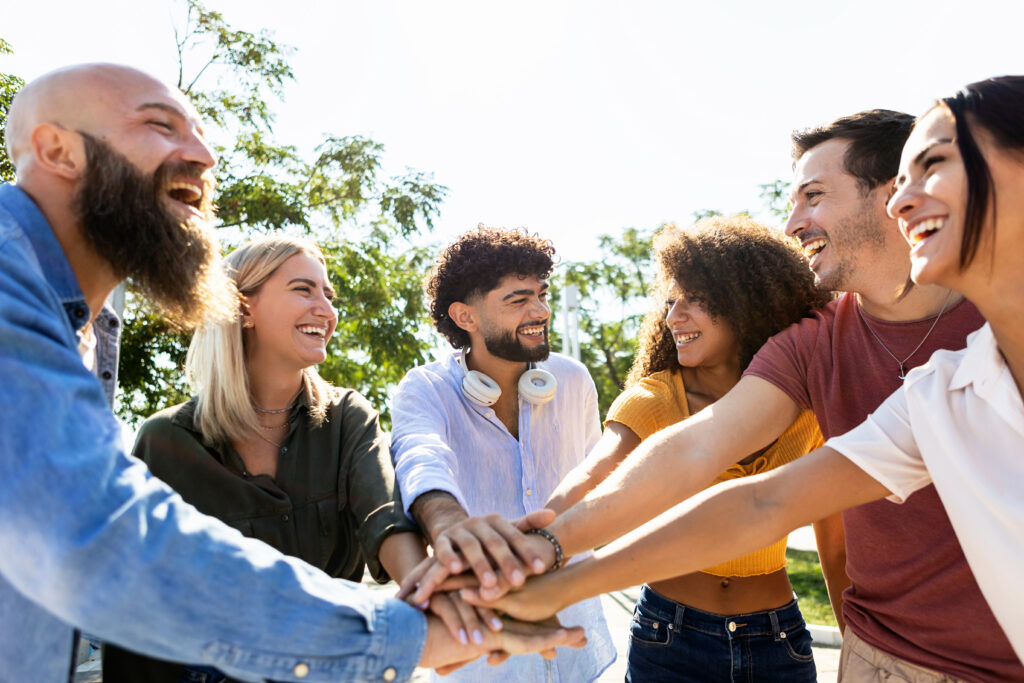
left=242, top=321, right=254, bottom=328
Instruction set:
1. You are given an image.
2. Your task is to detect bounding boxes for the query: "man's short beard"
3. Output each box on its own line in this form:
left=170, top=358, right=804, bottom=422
left=74, top=133, right=237, bottom=329
left=482, top=323, right=550, bottom=362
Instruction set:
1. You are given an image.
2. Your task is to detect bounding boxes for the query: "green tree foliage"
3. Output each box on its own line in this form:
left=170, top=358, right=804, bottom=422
left=0, top=39, right=25, bottom=182
left=0, top=5, right=445, bottom=427
left=111, top=0, right=447, bottom=427
left=553, top=227, right=656, bottom=417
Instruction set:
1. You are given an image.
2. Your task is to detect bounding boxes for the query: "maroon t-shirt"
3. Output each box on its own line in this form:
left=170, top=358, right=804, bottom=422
left=746, top=292, right=1022, bottom=680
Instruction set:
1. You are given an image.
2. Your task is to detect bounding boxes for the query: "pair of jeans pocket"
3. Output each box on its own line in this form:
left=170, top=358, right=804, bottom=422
left=629, top=602, right=674, bottom=647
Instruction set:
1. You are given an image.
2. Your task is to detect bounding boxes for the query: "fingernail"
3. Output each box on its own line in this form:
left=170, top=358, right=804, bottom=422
left=450, top=562, right=461, bottom=572
left=416, top=601, right=429, bottom=610
left=490, top=617, right=503, bottom=631
left=459, top=629, right=467, bottom=645
left=483, top=571, right=496, bottom=586
left=533, top=559, right=546, bottom=573
left=472, top=630, right=484, bottom=644
left=511, top=569, right=524, bottom=585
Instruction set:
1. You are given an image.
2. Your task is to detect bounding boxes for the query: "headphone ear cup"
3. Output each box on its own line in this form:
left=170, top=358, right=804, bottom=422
left=463, top=370, right=501, bottom=406
left=519, top=368, right=557, bottom=405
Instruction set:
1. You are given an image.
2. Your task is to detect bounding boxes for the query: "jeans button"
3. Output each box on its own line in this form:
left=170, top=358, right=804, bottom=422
left=728, top=621, right=737, bottom=632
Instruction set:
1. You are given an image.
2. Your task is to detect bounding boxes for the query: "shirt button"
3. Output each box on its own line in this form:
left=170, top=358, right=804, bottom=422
left=280, top=446, right=288, bottom=454
left=293, top=662, right=309, bottom=678
left=101, top=371, right=113, bottom=380
left=728, top=621, right=737, bottom=632
left=108, top=318, right=119, bottom=328
left=74, top=307, right=86, bottom=318
left=525, top=489, right=533, bottom=496
left=382, top=667, right=397, bottom=681
left=281, top=514, right=290, bottom=522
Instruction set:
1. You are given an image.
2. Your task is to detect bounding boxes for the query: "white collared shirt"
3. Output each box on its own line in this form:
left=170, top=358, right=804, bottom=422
left=829, top=323, right=1024, bottom=660
left=391, top=350, right=615, bottom=682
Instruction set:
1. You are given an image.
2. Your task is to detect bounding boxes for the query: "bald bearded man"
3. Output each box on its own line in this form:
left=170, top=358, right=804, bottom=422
left=0, top=64, right=584, bottom=683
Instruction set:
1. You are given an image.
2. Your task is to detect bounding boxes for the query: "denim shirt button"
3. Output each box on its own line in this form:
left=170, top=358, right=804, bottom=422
left=382, top=667, right=397, bottom=681
left=293, top=662, right=309, bottom=678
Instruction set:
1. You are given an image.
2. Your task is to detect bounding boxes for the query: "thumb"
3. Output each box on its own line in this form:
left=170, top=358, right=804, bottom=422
left=515, top=508, right=555, bottom=531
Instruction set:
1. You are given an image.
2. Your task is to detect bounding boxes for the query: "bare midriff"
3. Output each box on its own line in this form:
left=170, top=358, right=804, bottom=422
left=648, top=568, right=795, bottom=615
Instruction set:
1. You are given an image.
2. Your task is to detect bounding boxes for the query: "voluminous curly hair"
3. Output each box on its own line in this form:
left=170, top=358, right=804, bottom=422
left=427, top=225, right=557, bottom=348
left=627, top=215, right=832, bottom=385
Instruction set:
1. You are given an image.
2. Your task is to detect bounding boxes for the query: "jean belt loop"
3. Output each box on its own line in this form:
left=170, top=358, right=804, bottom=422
left=673, top=602, right=685, bottom=633
left=769, top=608, right=782, bottom=640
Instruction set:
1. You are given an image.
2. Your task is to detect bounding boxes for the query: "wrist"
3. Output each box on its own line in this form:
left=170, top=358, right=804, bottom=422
left=525, top=527, right=564, bottom=572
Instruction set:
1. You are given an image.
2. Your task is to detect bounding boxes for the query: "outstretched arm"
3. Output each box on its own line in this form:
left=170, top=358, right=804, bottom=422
left=465, top=447, right=890, bottom=621
left=545, top=422, right=640, bottom=514
left=548, top=375, right=802, bottom=557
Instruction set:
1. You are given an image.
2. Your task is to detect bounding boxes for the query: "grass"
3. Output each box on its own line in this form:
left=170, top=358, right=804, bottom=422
left=786, top=548, right=837, bottom=627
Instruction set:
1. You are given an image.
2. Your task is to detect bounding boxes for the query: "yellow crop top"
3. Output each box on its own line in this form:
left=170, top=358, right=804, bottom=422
left=605, top=368, right=824, bottom=577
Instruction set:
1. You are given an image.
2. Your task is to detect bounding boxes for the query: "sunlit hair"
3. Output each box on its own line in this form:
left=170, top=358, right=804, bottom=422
left=426, top=225, right=557, bottom=348
left=186, top=235, right=334, bottom=445
left=627, top=215, right=832, bottom=385
left=937, top=75, right=1024, bottom=268
left=791, top=109, right=915, bottom=195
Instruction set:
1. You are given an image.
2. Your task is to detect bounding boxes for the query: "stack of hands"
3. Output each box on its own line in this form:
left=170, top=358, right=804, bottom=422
left=400, top=509, right=577, bottom=674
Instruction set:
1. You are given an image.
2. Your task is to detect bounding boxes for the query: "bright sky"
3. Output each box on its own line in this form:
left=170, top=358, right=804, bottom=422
left=4, top=0, right=1023, bottom=262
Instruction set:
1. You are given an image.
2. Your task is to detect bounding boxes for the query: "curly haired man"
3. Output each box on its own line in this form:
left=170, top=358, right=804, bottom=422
left=391, top=226, right=615, bottom=682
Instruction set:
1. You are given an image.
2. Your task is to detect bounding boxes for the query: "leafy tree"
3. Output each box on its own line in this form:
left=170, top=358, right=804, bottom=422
left=0, top=4, right=445, bottom=428
left=0, top=39, right=24, bottom=182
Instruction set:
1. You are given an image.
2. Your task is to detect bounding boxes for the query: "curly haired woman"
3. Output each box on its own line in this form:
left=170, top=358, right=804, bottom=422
left=546, top=215, right=832, bottom=682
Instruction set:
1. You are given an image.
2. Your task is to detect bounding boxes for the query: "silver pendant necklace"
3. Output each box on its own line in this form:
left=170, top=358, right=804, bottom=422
left=857, top=290, right=953, bottom=380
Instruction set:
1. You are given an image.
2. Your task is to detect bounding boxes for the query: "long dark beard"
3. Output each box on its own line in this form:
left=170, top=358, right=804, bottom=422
left=482, top=322, right=551, bottom=362
left=74, top=133, right=236, bottom=329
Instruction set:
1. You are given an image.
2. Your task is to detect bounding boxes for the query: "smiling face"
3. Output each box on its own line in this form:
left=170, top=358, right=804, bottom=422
left=242, top=252, right=338, bottom=372
left=664, top=281, right=740, bottom=372
left=473, top=274, right=551, bottom=363
left=785, top=139, right=891, bottom=291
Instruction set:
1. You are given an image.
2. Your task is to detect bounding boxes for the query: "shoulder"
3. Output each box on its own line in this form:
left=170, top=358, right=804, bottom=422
left=138, top=398, right=200, bottom=438
left=396, top=356, right=461, bottom=398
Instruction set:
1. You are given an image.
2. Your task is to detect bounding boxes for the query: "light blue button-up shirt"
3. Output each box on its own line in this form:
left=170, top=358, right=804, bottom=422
left=0, top=184, right=425, bottom=682
left=391, top=350, right=616, bottom=682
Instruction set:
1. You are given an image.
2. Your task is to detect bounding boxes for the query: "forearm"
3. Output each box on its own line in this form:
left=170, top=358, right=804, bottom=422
left=542, top=449, right=890, bottom=614
left=379, top=532, right=428, bottom=585
left=545, top=423, right=639, bottom=514
left=549, top=417, right=730, bottom=556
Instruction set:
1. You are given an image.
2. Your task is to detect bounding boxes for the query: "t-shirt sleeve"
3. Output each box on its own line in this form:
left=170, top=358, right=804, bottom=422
left=826, top=386, right=931, bottom=503
left=605, top=375, right=677, bottom=441
left=744, top=323, right=815, bottom=411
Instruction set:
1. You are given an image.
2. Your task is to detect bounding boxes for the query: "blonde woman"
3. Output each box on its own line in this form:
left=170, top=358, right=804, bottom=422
left=104, top=236, right=425, bottom=683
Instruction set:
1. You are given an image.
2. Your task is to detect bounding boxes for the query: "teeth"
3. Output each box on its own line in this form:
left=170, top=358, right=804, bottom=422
left=802, top=239, right=826, bottom=258
left=519, top=325, right=545, bottom=336
left=675, top=332, right=700, bottom=344
left=908, top=217, right=945, bottom=244
left=297, top=325, right=325, bottom=338
left=168, top=181, right=202, bottom=202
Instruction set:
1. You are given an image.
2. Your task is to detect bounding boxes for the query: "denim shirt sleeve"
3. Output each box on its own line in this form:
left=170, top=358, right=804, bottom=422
left=0, top=225, right=425, bottom=681
left=390, top=368, right=470, bottom=516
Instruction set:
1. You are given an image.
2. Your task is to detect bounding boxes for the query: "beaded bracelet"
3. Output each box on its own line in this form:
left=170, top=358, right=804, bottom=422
left=525, top=527, right=564, bottom=572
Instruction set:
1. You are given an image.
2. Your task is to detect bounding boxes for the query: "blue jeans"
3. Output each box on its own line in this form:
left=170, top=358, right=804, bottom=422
left=625, top=584, right=816, bottom=682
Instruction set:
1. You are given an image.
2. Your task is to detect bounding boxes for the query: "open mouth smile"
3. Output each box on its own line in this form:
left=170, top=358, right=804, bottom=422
left=518, top=324, right=546, bottom=338
left=297, top=324, right=327, bottom=340
left=674, top=331, right=700, bottom=345
left=166, top=180, right=205, bottom=215
left=801, top=238, right=826, bottom=260
left=906, top=217, right=945, bottom=245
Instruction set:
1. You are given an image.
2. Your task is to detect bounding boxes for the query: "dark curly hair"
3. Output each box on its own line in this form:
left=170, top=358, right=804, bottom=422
left=627, top=215, right=832, bottom=385
left=427, top=225, right=557, bottom=348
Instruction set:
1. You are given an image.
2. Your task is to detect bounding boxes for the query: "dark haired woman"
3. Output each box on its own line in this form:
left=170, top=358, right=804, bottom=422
left=546, top=215, right=832, bottom=682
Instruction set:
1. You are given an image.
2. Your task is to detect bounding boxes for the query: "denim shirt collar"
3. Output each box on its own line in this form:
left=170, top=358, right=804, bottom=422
left=0, top=184, right=91, bottom=332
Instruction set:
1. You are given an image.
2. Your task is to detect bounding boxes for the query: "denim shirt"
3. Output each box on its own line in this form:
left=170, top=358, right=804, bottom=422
left=0, top=184, right=425, bottom=683
left=391, top=351, right=616, bottom=682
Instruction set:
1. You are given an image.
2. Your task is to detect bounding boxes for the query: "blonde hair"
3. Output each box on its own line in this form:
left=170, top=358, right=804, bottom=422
left=186, top=235, right=334, bottom=445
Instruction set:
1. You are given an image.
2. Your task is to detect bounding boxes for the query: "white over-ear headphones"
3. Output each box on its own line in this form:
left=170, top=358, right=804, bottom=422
left=457, top=349, right=557, bottom=406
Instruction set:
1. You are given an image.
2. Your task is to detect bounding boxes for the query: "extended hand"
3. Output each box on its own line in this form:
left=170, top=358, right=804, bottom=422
left=459, top=570, right=565, bottom=623
left=399, top=509, right=556, bottom=605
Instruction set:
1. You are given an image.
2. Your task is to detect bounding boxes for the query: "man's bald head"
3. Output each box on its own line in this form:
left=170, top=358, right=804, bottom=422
left=6, top=63, right=196, bottom=173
